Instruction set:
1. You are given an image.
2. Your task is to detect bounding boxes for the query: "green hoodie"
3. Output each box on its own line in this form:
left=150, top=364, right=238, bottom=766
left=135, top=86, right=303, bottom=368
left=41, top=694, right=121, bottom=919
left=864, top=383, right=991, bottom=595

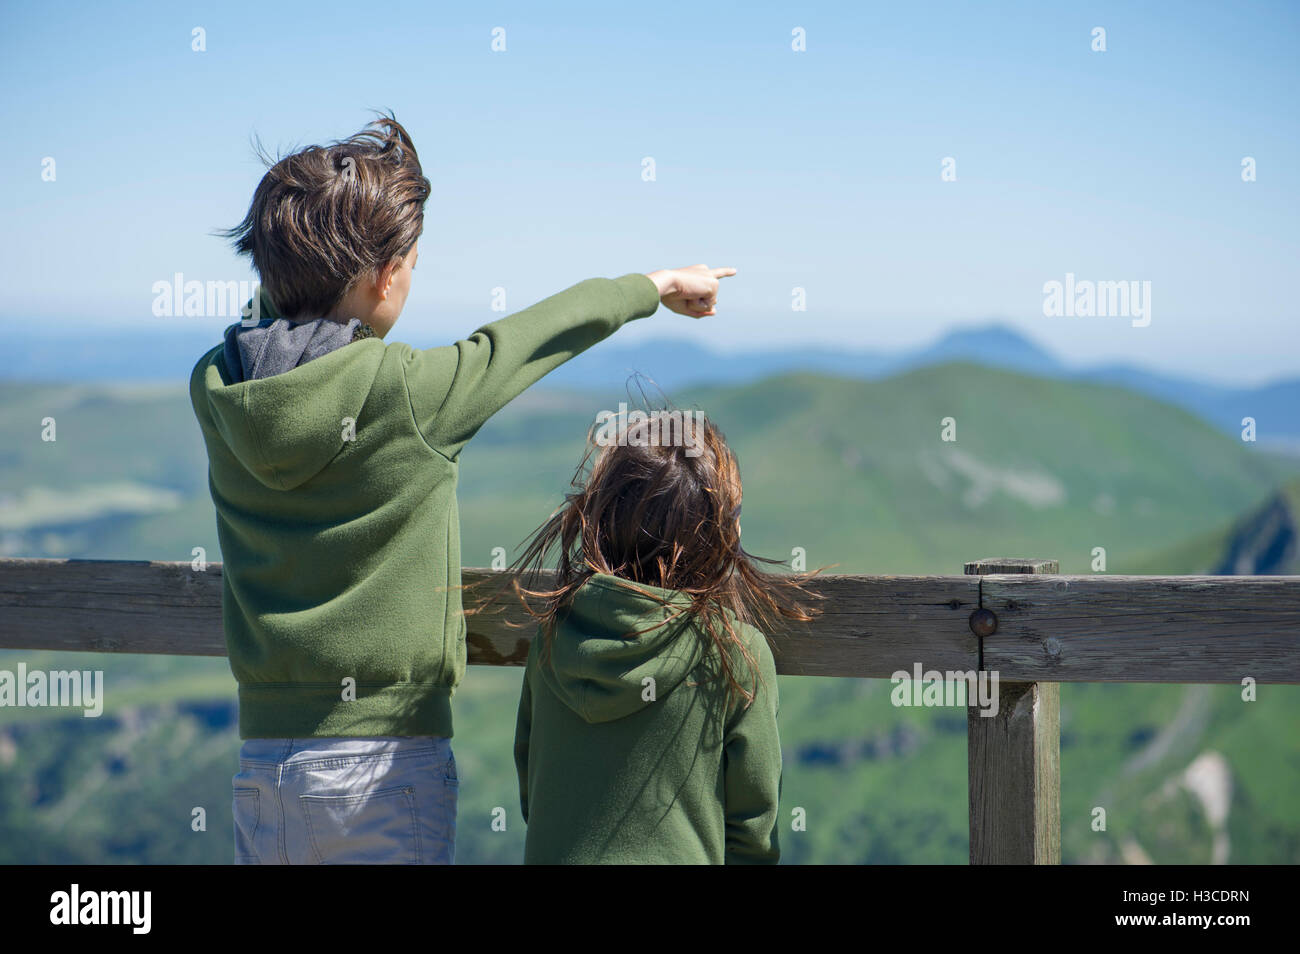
left=189, top=273, right=660, bottom=739
left=514, top=574, right=782, bottom=864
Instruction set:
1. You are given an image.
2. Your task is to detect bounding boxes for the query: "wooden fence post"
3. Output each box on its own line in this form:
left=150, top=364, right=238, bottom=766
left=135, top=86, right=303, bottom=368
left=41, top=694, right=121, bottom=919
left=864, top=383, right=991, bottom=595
left=964, top=558, right=1061, bottom=865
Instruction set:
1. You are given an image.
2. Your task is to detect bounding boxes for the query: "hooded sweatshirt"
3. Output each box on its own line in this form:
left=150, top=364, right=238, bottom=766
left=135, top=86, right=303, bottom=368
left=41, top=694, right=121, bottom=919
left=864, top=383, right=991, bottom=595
left=189, top=273, right=659, bottom=739
left=514, top=574, right=782, bottom=864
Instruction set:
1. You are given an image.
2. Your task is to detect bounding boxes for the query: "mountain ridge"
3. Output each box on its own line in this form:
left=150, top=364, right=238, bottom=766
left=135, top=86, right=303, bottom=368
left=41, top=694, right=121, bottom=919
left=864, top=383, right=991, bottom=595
left=6, top=322, right=1296, bottom=443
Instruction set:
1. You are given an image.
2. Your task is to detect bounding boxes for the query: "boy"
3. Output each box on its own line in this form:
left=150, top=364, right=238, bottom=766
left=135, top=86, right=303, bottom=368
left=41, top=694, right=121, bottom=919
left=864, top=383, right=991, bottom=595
left=188, top=114, right=733, bottom=864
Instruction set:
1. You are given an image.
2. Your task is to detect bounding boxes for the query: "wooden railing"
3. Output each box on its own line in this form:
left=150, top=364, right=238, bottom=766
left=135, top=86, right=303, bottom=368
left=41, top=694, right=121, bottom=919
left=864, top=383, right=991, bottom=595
left=2, top=556, right=1298, bottom=864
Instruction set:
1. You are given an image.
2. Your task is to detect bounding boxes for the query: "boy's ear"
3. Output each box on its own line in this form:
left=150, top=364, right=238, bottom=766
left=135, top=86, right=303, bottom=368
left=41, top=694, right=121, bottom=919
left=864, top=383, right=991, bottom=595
left=375, top=259, right=399, bottom=299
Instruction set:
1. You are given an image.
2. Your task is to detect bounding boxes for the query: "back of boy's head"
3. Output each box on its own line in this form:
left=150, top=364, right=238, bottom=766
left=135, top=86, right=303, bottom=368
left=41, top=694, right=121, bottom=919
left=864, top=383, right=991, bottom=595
left=221, top=114, right=431, bottom=319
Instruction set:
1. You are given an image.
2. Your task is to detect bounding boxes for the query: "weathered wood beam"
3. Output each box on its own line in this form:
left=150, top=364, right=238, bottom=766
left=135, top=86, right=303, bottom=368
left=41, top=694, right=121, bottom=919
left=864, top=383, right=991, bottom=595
left=0, top=559, right=981, bottom=677
left=981, top=574, right=1300, bottom=684
left=1, top=558, right=1296, bottom=682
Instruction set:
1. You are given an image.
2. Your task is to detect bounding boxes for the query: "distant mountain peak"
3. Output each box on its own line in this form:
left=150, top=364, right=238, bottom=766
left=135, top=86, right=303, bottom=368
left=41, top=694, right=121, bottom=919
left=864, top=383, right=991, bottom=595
left=907, top=323, right=1063, bottom=374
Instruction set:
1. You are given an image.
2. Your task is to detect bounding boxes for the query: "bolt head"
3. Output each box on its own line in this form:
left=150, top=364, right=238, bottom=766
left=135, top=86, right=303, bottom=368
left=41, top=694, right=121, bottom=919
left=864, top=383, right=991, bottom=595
left=969, top=608, right=998, bottom=638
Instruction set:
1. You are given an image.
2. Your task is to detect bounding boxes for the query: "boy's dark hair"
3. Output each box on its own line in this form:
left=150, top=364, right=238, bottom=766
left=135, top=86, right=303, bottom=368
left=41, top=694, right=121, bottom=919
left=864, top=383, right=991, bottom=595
left=220, top=113, right=431, bottom=319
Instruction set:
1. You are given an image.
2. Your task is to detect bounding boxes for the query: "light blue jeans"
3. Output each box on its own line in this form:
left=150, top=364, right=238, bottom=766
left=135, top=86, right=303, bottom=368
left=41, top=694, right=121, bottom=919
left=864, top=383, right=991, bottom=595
left=232, top=736, right=458, bottom=864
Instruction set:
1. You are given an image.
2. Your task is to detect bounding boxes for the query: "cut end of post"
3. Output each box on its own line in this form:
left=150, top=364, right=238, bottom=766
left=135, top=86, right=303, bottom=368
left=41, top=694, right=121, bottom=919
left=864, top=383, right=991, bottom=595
left=964, top=558, right=1059, bottom=576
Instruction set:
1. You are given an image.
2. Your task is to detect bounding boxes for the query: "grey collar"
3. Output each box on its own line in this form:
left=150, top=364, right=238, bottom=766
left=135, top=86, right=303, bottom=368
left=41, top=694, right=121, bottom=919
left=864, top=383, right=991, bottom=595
left=222, top=316, right=373, bottom=383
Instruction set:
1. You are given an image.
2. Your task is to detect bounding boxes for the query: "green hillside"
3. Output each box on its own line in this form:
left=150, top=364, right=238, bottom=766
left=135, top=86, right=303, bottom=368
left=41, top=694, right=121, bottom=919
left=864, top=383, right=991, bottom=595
left=456, top=364, right=1292, bottom=575
left=1, top=365, right=1298, bottom=864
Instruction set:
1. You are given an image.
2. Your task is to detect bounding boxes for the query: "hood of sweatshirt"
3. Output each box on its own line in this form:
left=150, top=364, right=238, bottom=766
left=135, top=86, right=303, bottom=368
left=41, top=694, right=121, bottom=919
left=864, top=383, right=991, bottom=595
left=197, top=289, right=385, bottom=491
left=540, top=574, right=711, bottom=724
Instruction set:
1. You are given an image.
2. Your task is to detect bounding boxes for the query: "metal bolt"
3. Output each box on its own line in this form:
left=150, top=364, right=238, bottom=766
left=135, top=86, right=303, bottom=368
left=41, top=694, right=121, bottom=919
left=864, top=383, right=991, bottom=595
left=968, top=608, right=998, bottom=638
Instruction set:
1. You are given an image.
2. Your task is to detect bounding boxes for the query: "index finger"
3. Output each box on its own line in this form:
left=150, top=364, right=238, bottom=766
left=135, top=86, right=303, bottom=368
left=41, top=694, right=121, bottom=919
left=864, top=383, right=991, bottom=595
left=711, top=267, right=738, bottom=279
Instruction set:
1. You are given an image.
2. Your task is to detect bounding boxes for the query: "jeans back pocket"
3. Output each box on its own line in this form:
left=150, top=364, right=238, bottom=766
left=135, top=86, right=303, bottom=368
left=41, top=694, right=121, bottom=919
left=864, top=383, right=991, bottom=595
left=301, top=786, right=420, bottom=864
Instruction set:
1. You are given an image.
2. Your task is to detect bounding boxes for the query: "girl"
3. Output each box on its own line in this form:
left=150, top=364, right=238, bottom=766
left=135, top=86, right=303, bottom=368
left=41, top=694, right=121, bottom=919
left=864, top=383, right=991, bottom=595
left=509, top=409, right=819, bottom=864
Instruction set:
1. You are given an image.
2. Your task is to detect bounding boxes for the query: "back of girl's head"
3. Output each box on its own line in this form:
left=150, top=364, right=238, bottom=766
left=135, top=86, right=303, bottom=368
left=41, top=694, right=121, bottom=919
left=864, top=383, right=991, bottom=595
left=511, top=406, right=820, bottom=707
left=574, top=409, right=738, bottom=590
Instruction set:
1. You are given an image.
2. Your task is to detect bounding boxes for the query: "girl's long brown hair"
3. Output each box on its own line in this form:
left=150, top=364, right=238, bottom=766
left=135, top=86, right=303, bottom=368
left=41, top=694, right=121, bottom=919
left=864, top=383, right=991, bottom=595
left=504, top=406, right=822, bottom=709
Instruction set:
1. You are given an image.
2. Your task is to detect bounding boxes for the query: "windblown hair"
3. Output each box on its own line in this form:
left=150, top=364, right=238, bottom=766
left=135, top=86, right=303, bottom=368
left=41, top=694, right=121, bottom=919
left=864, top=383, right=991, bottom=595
left=507, top=407, right=822, bottom=709
left=218, top=113, right=431, bottom=319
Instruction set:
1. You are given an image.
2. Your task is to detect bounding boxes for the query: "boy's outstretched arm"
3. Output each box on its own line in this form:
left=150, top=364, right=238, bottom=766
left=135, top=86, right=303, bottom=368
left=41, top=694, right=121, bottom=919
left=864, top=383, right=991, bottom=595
left=400, top=265, right=735, bottom=459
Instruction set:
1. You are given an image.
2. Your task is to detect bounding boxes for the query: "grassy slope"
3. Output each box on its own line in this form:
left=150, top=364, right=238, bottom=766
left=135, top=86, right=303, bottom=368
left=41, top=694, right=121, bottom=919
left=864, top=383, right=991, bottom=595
left=1, top=366, right=1297, bottom=863
left=459, top=364, right=1292, bottom=575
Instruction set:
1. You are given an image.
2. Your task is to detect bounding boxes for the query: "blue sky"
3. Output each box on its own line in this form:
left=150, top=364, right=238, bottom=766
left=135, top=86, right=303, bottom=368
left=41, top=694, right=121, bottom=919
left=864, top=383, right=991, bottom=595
left=1, top=0, right=1297, bottom=384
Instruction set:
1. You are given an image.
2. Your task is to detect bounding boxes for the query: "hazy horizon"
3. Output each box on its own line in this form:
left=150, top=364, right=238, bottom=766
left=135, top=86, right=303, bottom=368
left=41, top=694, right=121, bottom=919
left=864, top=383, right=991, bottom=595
left=4, top=0, right=1298, bottom=384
